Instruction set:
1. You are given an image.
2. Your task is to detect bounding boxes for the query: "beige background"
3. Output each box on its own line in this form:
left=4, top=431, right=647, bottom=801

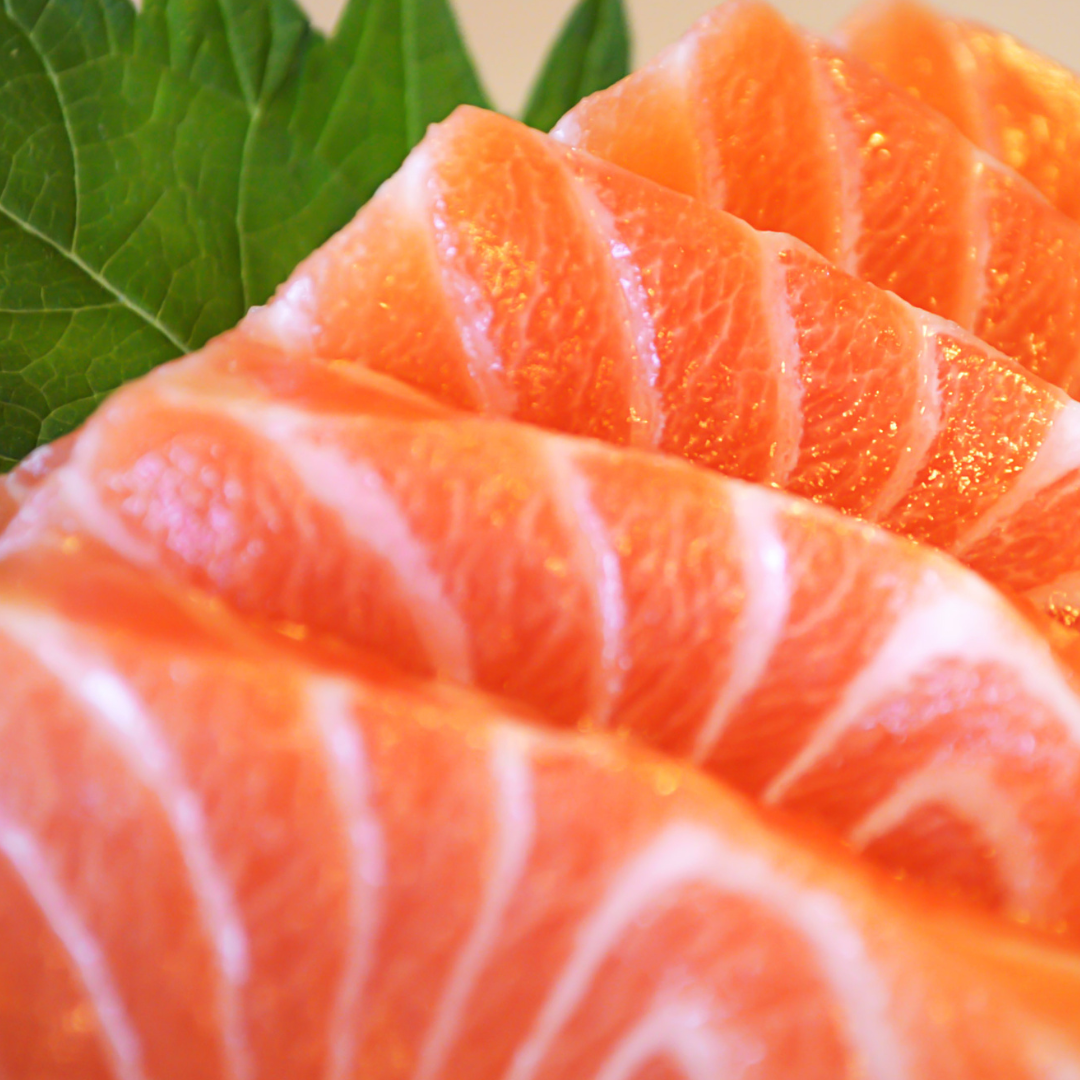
left=302, top=0, right=1080, bottom=114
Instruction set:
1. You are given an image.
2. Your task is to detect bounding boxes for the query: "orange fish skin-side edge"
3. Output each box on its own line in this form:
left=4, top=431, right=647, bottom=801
left=9, top=336, right=1080, bottom=941
left=0, top=534, right=1079, bottom=1078
left=221, top=103, right=1080, bottom=625
left=555, top=0, right=1080, bottom=399
left=842, top=0, right=1080, bottom=225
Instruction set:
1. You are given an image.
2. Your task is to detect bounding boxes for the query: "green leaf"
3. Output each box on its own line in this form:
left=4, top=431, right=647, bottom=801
left=0, top=0, right=489, bottom=469
left=522, top=0, right=630, bottom=132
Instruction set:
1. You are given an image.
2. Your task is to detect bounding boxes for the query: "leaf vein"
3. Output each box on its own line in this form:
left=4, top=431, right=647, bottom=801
left=0, top=198, right=187, bottom=351
left=7, top=0, right=83, bottom=248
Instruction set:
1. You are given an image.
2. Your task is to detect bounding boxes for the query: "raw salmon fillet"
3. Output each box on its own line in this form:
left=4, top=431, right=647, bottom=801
left=9, top=335, right=1080, bottom=938
left=843, top=1, right=1080, bottom=223
left=555, top=0, right=1080, bottom=395
left=232, top=104, right=1080, bottom=623
left=2, top=534, right=1079, bottom=1078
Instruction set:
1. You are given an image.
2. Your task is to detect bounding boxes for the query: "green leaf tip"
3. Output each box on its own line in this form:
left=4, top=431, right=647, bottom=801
left=522, top=0, right=630, bottom=132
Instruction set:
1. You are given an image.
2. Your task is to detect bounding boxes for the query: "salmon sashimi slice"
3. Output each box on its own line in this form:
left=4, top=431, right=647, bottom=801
left=554, top=0, right=1080, bottom=395
left=2, top=535, right=1080, bottom=1077
left=9, top=338, right=1080, bottom=938
left=222, top=104, right=1080, bottom=621
left=842, top=0, right=1080, bottom=224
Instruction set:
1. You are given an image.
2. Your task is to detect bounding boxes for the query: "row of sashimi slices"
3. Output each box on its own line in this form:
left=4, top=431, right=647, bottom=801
left=4, top=0, right=1080, bottom=1074
left=5, top=538, right=1080, bottom=1078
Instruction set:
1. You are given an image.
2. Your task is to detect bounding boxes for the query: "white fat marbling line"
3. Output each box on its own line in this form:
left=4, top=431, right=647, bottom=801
left=849, top=760, right=1046, bottom=913
left=0, top=607, right=252, bottom=1080
left=671, top=22, right=724, bottom=206
left=548, top=108, right=582, bottom=148
left=0, top=812, right=146, bottom=1080
left=807, top=51, right=864, bottom=276
left=241, top=272, right=318, bottom=354
left=757, top=232, right=807, bottom=487
left=505, top=821, right=908, bottom=1080
left=156, top=347, right=450, bottom=422
left=957, top=153, right=992, bottom=334
left=563, top=152, right=665, bottom=449
left=52, top=467, right=168, bottom=571
left=0, top=485, right=61, bottom=559
left=415, top=729, right=536, bottom=1080
left=863, top=312, right=947, bottom=523
left=592, top=995, right=750, bottom=1080
left=400, top=142, right=517, bottom=416
left=0, top=416, right=159, bottom=571
left=308, top=679, right=387, bottom=1080
left=1024, top=1034, right=1080, bottom=1080
left=950, top=377, right=1080, bottom=561
left=763, top=573, right=1080, bottom=807
left=691, top=484, right=790, bottom=763
left=1044, top=1054, right=1080, bottom=1080
left=227, top=399, right=474, bottom=683
left=1, top=437, right=67, bottom=510
left=545, top=441, right=628, bottom=727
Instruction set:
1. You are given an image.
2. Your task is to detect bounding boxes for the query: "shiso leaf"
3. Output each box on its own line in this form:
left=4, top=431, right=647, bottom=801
left=0, top=0, right=489, bottom=469
left=522, top=0, right=630, bottom=132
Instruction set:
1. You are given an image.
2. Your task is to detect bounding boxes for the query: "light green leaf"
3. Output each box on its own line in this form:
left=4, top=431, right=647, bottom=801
left=0, top=0, right=489, bottom=469
left=522, top=0, right=629, bottom=132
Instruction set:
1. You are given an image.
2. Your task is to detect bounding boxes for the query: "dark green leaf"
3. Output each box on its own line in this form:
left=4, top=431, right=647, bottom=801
left=522, top=0, right=629, bottom=132
left=0, top=0, right=489, bottom=469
